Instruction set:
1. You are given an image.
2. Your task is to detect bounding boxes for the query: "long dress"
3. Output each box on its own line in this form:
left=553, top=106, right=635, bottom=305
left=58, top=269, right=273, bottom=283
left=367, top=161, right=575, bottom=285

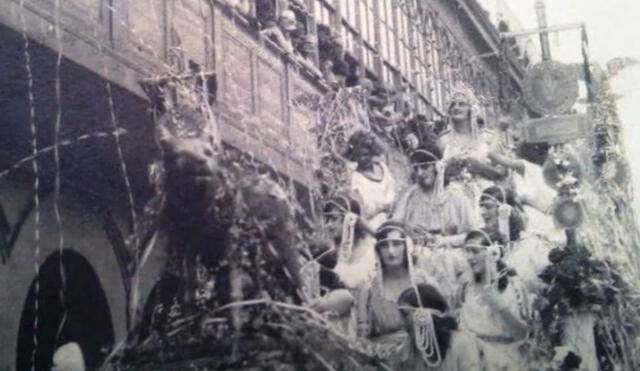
left=333, top=235, right=377, bottom=289
left=440, top=128, right=498, bottom=223
left=512, top=160, right=564, bottom=243
left=353, top=269, right=435, bottom=369
left=458, top=278, right=531, bottom=371
left=432, top=330, right=483, bottom=371
left=504, top=234, right=553, bottom=296
left=350, top=160, right=396, bottom=230
left=393, top=185, right=477, bottom=306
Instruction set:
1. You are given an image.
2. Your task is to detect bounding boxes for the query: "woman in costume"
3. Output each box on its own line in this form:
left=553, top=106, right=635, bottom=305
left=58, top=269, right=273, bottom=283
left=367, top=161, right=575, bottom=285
left=317, top=195, right=377, bottom=289
left=479, top=186, right=553, bottom=294
left=353, top=221, right=480, bottom=370
left=458, top=229, right=531, bottom=371
left=344, top=130, right=396, bottom=231
left=393, top=144, right=477, bottom=246
left=392, top=144, right=477, bottom=304
left=352, top=221, right=434, bottom=368
left=439, top=83, right=506, bottom=219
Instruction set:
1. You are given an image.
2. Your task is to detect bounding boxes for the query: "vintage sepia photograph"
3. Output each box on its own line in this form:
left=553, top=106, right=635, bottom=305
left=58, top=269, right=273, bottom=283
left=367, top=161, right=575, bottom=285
left=1, top=0, right=640, bottom=370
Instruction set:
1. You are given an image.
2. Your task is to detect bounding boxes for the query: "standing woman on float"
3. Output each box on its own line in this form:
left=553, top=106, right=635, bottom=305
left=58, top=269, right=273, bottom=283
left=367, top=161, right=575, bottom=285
left=458, top=230, right=531, bottom=371
left=344, top=130, right=396, bottom=231
left=439, top=84, right=506, bottom=218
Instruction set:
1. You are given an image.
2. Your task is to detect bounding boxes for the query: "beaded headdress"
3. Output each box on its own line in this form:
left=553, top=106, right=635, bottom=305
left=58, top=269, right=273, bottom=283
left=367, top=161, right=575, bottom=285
left=446, top=82, right=482, bottom=139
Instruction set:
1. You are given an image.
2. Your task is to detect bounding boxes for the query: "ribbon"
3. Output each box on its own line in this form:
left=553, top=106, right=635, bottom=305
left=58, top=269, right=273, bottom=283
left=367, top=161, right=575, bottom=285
left=338, top=212, right=358, bottom=263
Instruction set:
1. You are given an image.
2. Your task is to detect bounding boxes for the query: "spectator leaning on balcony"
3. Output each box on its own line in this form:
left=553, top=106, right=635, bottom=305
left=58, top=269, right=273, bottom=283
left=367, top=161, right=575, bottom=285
left=260, top=9, right=297, bottom=54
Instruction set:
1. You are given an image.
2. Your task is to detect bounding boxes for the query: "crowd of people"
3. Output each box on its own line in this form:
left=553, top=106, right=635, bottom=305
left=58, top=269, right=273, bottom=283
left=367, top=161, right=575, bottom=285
left=305, top=83, right=585, bottom=370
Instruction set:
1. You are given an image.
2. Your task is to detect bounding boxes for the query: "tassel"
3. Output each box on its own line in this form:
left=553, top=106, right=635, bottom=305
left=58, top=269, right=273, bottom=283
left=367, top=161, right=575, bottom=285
left=498, top=203, right=512, bottom=243
left=486, top=243, right=502, bottom=291
left=338, top=212, right=358, bottom=263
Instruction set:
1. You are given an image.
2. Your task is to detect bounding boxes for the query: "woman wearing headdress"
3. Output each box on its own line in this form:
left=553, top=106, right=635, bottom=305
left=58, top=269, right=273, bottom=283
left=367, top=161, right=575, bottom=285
left=315, top=195, right=377, bottom=289
left=344, top=130, right=396, bottom=231
left=392, top=144, right=477, bottom=304
left=479, top=186, right=553, bottom=294
left=488, top=133, right=565, bottom=243
left=352, top=221, right=436, bottom=368
left=439, top=83, right=506, bottom=217
left=458, top=229, right=531, bottom=371
left=393, top=144, right=478, bottom=246
left=353, top=221, right=480, bottom=370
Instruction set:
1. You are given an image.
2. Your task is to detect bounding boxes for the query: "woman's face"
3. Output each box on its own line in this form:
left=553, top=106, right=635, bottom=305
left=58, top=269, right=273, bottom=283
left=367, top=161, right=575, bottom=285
left=353, top=145, right=373, bottom=168
left=449, top=98, right=471, bottom=123
left=413, top=163, right=437, bottom=189
left=480, top=200, right=500, bottom=230
left=464, top=237, right=487, bottom=275
left=377, top=230, right=407, bottom=268
left=323, top=211, right=344, bottom=241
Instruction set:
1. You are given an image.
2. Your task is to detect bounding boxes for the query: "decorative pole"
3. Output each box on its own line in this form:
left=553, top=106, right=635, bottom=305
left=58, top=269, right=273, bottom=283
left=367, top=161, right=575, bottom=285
left=535, top=0, right=552, bottom=61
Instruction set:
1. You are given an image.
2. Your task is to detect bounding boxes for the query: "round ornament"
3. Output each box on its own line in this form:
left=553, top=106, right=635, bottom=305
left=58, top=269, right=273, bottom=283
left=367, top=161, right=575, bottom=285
left=552, top=197, right=584, bottom=230
left=523, top=61, right=579, bottom=116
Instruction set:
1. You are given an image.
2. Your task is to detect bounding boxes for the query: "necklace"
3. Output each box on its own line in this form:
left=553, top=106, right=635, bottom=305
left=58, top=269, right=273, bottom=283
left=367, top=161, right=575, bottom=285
left=358, top=162, right=384, bottom=182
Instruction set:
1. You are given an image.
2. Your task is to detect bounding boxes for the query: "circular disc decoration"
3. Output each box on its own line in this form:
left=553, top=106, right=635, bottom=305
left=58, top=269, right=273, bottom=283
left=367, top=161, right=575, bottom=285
left=552, top=197, right=584, bottom=230
left=542, top=151, right=583, bottom=190
left=523, top=61, right=579, bottom=116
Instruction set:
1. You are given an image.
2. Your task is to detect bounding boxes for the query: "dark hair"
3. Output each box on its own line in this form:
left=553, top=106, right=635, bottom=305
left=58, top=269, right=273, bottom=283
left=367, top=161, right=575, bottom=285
left=464, top=229, right=516, bottom=292
left=409, top=144, right=443, bottom=165
left=516, top=141, right=550, bottom=166
left=479, top=186, right=525, bottom=241
left=397, top=284, right=457, bottom=362
left=343, top=130, right=384, bottom=161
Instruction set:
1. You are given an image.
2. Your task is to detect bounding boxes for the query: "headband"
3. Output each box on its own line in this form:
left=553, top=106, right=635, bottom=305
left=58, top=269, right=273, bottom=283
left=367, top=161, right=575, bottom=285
left=409, top=149, right=446, bottom=197
left=465, top=229, right=504, bottom=291
left=323, top=195, right=352, bottom=214
left=480, top=187, right=520, bottom=242
left=409, top=149, right=440, bottom=166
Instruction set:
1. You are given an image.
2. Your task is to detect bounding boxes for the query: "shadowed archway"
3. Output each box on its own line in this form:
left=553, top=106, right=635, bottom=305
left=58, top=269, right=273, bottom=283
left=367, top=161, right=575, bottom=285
left=16, top=249, right=115, bottom=371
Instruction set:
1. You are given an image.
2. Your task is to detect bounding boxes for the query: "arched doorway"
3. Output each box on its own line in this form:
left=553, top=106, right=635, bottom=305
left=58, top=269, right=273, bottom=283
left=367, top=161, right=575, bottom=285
left=16, top=249, right=115, bottom=371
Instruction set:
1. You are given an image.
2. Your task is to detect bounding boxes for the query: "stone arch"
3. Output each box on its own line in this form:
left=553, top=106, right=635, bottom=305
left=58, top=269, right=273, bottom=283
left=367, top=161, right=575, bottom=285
left=15, top=249, right=115, bottom=371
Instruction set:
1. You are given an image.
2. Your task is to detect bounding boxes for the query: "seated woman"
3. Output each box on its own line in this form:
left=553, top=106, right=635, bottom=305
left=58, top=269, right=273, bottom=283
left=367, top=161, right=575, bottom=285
left=318, top=195, right=377, bottom=289
left=392, top=145, right=477, bottom=305
left=352, top=221, right=440, bottom=369
left=344, top=130, right=396, bottom=232
left=458, top=230, right=531, bottom=371
left=479, top=186, right=553, bottom=294
left=397, top=283, right=482, bottom=370
left=393, top=144, right=478, bottom=246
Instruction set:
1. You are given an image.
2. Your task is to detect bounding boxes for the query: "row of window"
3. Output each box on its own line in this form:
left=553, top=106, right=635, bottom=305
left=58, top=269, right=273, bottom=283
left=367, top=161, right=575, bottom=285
left=310, top=0, right=498, bottom=116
